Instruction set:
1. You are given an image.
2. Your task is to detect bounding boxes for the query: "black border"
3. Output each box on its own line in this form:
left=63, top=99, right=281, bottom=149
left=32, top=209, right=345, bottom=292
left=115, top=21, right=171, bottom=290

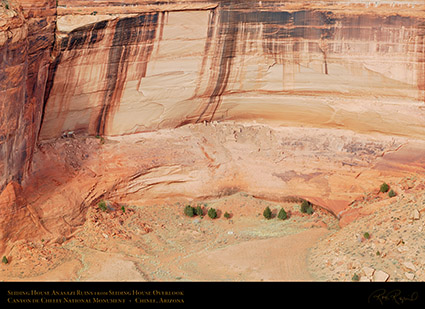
left=1, top=281, right=424, bottom=307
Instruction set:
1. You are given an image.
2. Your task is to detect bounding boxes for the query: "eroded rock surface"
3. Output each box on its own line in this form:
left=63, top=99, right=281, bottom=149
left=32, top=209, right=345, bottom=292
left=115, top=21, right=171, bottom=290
left=40, top=0, right=425, bottom=139
left=0, top=0, right=425, bottom=280
left=0, top=0, right=56, bottom=191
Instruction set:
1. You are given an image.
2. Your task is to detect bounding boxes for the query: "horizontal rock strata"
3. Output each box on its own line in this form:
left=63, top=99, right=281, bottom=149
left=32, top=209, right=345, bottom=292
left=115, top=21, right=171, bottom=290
left=1, top=0, right=425, bottom=258
left=39, top=1, right=425, bottom=140
left=0, top=0, right=56, bottom=191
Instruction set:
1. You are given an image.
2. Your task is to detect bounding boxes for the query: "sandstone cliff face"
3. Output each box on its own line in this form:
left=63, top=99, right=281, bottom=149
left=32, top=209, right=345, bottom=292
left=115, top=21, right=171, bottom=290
left=0, top=0, right=56, bottom=191
left=0, top=0, right=425, bottom=258
left=39, top=1, right=425, bottom=140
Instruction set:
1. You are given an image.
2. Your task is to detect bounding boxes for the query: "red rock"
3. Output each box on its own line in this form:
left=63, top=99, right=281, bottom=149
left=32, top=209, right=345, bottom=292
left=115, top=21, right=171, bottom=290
left=0, top=182, right=36, bottom=254
left=1, top=0, right=425, bottom=258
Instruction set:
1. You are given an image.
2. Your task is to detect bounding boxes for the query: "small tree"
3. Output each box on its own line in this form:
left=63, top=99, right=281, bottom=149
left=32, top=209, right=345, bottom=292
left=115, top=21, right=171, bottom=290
left=300, top=200, right=313, bottom=214
left=208, top=208, right=217, bottom=219
left=184, top=205, right=195, bottom=217
left=195, top=205, right=203, bottom=216
left=388, top=189, right=396, bottom=198
left=380, top=182, right=389, bottom=193
left=278, top=208, right=287, bottom=220
left=263, top=206, right=272, bottom=220
left=98, top=200, right=107, bottom=212
left=2, top=256, right=8, bottom=264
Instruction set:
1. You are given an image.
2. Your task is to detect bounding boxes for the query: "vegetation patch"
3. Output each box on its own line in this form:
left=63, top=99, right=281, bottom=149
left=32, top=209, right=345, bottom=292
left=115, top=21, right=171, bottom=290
left=300, top=200, right=314, bottom=215
left=208, top=208, right=217, bottom=219
left=263, top=206, right=272, bottom=220
left=195, top=205, right=203, bottom=216
left=278, top=208, right=288, bottom=220
left=184, top=205, right=195, bottom=217
left=98, top=200, right=107, bottom=212
left=380, top=182, right=390, bottom=193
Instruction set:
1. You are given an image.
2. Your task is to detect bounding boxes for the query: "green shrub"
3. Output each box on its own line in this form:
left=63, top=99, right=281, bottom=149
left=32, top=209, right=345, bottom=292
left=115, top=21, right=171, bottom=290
left=95, top=135, right=105, bottom=144
left=121, top=206, right=125, bottom=213
left=352, top=273, right=359, bottom=282
left=184, top=205, right=195, bottom=217
left=98, top=200, right=107, bottom=212
left=363, top=232, right=370, bottom=240
left=2, top=256, right=8, bottom=264
left=388, top=189, right=396, bottom=198
left=224, top=212, right=231, bottom=219
left=300, top=200, right=314, bottom=214
left=278, top=208, right=287, bottom=220
left=208, top=208, right=217, bottom=219
left=380, top=182, right=389, bottom=193
left=263, top=206, right=272, bottom=220
left=195, top=205, right=203, bottom=216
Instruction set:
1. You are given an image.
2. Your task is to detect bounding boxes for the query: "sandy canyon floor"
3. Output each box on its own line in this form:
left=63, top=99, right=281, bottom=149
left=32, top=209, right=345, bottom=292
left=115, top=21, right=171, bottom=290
left=1, top=121, right=425, bottom=281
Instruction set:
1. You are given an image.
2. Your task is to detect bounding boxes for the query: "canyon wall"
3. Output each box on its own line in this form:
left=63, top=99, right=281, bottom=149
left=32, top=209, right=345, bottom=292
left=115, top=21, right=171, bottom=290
left=2, top=0, right=425, bottom=188
left=0, top=0, right=425, bottom=255
left=0, top=0, right=56, bottom=191
left=39, top=0, right=425, bottom=140
left=0, top=0, right=56, bottom=255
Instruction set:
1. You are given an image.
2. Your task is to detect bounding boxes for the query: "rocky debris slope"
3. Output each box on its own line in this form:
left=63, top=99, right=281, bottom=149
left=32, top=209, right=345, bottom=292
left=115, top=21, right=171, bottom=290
left=309, top=180, right=425, bottom=281
left=0, top=190, right=337, bottom=281
left=0, top=0, right=425, bottom=280
left=1, top=121, right=424, bottom=257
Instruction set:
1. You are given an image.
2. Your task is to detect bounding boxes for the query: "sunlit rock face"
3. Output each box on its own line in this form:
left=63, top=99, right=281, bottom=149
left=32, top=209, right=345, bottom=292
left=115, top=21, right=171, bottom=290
left=0, top=0, right=424, bottom=258
left=0, top=0, right=56, bottom=191
left=39, top=1, right=425, bottom=140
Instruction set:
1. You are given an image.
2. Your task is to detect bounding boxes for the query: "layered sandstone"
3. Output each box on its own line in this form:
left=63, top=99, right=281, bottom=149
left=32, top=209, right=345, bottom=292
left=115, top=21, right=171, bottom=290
left=0, top=0, right=56, bottom=191
left=39, top=0, right=425, bottom=140
left=0, top=0, right=425, bottom=263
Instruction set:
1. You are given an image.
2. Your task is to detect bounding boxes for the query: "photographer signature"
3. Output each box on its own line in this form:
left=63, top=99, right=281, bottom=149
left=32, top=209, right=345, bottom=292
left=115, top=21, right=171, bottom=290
left=368, top=289, right=418, bottom=305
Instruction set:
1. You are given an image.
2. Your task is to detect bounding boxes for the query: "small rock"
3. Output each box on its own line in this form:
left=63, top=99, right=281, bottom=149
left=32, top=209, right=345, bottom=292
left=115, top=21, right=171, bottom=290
left=102, top=233, right=108, bottom=239
left=403, top=261, right=416, bottom=272
left=363, top=266, right=375, bottom=277
left=397, top=246, right=409, bottom=253
left=352, top=261, right=361, bottom=269
left=356, top=234, right=363, bottom=243
left=405, top=272, right=415, bottom=280
left=411, top=209, right=420, bottom=220
left=373, top=270, right=389, bottom=282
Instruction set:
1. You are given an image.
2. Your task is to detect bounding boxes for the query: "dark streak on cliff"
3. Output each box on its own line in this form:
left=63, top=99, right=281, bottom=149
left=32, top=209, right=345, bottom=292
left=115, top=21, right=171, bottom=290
left=196, top=8, right=238, bottom=123
left=193, top=7, right=217, bottom=99
left=418, top=22, right=425, bottom=105
left=41, top=19, right=109, bottom=139
left=193, top=8, right=338, bottom=123
left=96, top=13, right=159, bottom=135
left=0, top=1, right=57, bottom=191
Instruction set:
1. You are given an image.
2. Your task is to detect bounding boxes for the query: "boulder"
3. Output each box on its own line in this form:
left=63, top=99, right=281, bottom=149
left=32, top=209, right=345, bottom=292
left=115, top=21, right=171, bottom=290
left=373, top=270, right=390, bottom=282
